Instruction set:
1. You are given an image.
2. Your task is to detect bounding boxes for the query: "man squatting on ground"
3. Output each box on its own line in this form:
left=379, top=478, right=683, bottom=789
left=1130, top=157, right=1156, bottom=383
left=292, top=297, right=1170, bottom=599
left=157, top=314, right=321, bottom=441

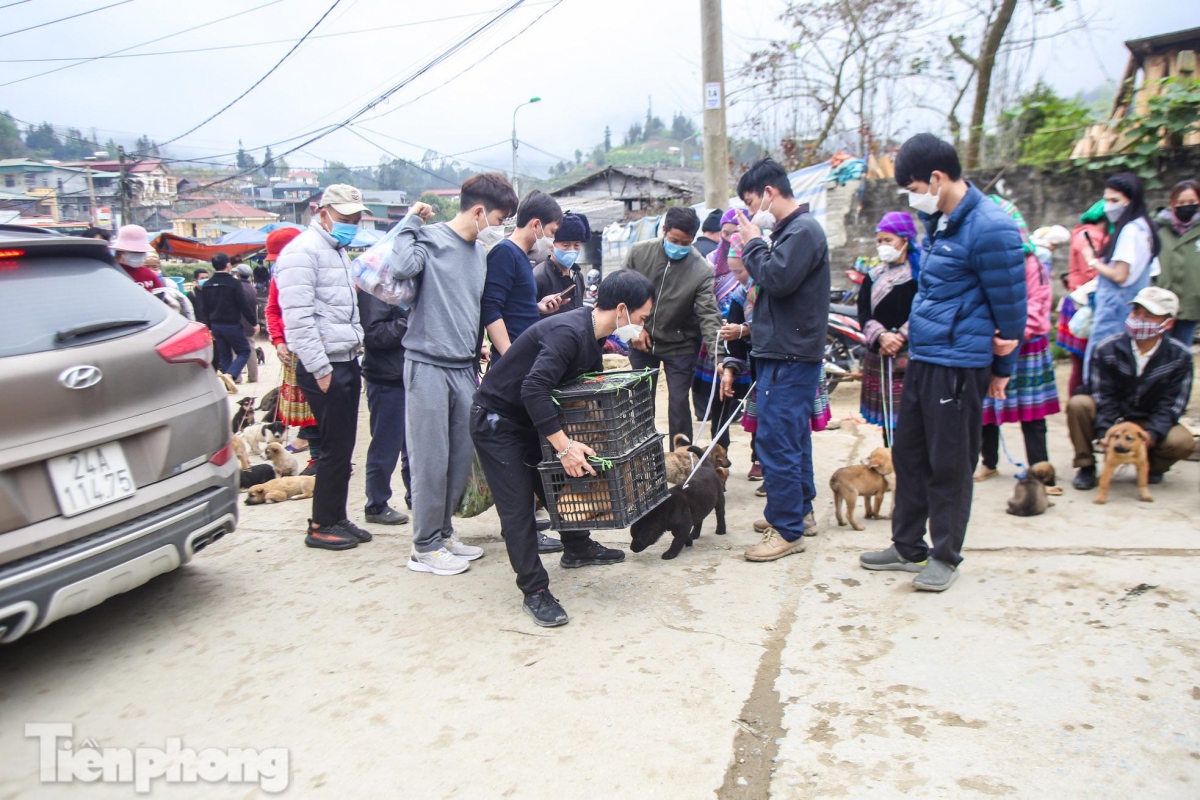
left=389, top=173, right=519, bottom=576
left=471, top=270, right=657, bottom=627
left=859, top=134, right=1027, bottom=592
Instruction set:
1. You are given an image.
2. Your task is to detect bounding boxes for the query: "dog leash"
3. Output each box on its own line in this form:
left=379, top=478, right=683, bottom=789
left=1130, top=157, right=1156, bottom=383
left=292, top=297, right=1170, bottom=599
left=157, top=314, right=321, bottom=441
left=693, top=329, right=723, bottom=443
left=882, top=355, right=895, bottom=446
left=997, top=428, right=1028, bottom=479
left=682, top=380, right=756, bottom=489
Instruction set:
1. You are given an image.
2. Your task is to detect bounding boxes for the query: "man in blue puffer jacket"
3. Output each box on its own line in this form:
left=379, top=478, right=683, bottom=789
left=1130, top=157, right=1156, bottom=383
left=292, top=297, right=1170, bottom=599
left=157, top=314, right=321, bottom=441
left=860, top=134, right=1026, bottom=591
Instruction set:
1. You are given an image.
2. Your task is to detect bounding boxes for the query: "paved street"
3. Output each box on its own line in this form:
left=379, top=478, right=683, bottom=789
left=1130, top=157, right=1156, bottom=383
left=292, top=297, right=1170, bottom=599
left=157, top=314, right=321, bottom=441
left=2, top=356, right=1199, bottom=798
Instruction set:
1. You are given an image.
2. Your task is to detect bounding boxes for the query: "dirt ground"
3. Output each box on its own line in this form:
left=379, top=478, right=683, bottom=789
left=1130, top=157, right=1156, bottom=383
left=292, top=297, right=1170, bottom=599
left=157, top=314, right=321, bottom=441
left=1, top=353, right=1198, bottom=799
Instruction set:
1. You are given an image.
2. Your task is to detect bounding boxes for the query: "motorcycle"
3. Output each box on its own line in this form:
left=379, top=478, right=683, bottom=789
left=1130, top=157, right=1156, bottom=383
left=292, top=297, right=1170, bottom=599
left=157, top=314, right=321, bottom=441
left=826, top=303, right=865, bottom=386
left=830, top=269, right=864, bottom=306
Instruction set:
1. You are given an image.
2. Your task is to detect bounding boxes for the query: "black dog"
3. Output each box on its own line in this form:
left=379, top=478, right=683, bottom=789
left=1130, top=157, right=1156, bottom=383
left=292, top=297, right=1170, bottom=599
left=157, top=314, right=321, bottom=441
left=631, top=448, right=726, bottom=560
left=239, top=463, right=276, bottom=489
left=257, top=388, right=279, bottom=424
left=231, top=397, right=256, bottom=433
left=256, top=346, right=266, bottom=365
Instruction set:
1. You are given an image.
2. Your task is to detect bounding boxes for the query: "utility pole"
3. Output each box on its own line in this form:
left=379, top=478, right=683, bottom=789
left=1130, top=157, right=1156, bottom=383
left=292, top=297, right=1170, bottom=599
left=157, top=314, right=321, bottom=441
left=511, top=96, right=541, bottom=197
left=700, top=0, right=729, bottom=210
left=84, top=165, right=97, bottom=225
left=117, top=146, right=131, bottom=227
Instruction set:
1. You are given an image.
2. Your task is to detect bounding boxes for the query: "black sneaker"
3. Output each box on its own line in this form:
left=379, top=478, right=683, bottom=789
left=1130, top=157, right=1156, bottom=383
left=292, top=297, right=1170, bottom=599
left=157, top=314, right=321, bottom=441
left=536, top=517, right=552, bottom=532
left=537, top=531, right=564, bottom=554
left=365, top=506, right=410, bottom=525
left=523, top=589, right=568, bottom=627
left=300, top=459, right=318, bottom=477
left=305, top=520, right=358, bottom=551
left=335, top=519, right=373, bottom=542
left=1072, top=466, right=1096, bottom=490
left=560, top=539, right=625, bottom=569
left=1148, top=472, right=1164, bottom=485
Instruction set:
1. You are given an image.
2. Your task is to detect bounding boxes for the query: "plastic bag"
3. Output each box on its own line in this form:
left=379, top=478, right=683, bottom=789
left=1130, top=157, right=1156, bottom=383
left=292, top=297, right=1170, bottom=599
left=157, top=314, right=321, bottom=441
left=1067, top=304, right=1093, bottom=339
left=351, top=224, right=418, bottom=309
left=454, top=452, right=494, bottom=518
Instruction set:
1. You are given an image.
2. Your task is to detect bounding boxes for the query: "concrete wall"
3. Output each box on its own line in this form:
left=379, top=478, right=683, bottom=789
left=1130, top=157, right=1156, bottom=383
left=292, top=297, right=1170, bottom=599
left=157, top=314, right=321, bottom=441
left=830, top=149, right=1200, bottom=284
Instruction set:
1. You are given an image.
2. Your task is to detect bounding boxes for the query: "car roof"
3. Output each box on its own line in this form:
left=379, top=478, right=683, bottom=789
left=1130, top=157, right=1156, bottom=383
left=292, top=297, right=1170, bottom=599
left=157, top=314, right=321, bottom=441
left=0, top=224, right=114, bottom=259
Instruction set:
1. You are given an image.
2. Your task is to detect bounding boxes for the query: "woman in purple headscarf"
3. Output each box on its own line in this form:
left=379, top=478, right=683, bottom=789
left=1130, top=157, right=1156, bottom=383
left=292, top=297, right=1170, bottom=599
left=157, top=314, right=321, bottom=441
left=858, top=211, right=921, bottom=445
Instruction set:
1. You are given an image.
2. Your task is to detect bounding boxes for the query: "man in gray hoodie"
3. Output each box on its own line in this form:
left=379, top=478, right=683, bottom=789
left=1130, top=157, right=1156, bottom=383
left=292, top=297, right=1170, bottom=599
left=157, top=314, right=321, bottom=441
left=390, top=173, right=519, bottom=576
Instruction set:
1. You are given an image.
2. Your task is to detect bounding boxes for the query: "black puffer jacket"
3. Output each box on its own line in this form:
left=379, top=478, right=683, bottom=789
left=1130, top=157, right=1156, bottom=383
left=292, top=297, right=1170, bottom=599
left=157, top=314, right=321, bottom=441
left=357, top=289, right=407, bottom=388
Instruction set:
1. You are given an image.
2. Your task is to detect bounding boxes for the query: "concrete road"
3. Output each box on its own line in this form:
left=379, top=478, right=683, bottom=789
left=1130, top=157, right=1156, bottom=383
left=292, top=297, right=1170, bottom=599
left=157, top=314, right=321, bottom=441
left=1, top=356, right=1198, bottom=798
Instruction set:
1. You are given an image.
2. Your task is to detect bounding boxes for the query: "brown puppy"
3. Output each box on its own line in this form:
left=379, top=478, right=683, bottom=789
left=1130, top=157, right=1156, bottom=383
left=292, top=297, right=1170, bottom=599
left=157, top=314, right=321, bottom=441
left=265, top=442, right=300, bottom=477
left=830, top=447, right=893, bottom=531
left=1095, top=421, right=1153, bottom=504
left=244, top=475, right=315, bottom=505
left=664, top=434, right=731, bottom=486
left=1007, top=462, right=1056, bottom=516
left=231, top=434, right=251, bottom=470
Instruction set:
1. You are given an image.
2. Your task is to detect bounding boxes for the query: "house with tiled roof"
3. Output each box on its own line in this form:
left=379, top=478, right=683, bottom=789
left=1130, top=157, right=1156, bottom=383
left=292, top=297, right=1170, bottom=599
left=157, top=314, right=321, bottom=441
left=172, top=200, right=278, bottom=242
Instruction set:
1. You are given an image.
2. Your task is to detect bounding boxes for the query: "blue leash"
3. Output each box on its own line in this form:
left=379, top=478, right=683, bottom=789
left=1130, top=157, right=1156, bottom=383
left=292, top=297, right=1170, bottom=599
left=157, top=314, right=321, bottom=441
left=997, top=428, right=1027, bottom=480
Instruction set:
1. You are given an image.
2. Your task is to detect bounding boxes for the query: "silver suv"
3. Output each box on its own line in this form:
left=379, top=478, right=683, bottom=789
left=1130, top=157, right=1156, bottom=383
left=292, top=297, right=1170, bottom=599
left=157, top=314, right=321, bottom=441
left=0, top=225, right=238, bottom=643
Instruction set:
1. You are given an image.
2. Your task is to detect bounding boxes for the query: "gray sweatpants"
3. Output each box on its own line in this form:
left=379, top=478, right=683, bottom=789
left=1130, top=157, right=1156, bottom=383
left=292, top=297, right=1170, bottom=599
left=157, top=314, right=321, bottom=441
left=404, top=360, right=477, bottom=552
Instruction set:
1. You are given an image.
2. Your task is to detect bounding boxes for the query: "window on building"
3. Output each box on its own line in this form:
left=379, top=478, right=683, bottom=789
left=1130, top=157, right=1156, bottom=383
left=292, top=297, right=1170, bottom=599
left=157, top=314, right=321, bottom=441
left=24, top=173, right=36, bottom=187
left=4, top=176, right=13, bottom=187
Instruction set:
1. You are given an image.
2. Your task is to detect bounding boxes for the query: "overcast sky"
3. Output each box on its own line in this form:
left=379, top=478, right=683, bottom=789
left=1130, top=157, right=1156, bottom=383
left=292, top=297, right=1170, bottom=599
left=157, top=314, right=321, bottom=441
left=1, top=0, right=1197, bottom=177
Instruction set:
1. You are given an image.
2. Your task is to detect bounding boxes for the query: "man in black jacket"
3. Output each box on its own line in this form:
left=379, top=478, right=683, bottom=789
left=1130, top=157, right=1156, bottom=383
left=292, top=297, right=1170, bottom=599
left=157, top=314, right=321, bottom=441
left=357, top=289, right=412, bottom=525
left=734, top=158, right=831, bottom=562
left=1069, top=286, right=1195, bottom=489
left=471, top=270, right=654, bottom=627
left=202, top=252, right=257, bottom=381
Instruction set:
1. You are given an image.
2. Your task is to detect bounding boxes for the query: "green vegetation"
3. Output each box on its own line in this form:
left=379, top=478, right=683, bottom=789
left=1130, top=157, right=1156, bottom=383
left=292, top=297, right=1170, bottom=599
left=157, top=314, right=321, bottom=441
left=998, top=81, right=1094, bottom=164
left=1088, top=77, right=1200, bottom=185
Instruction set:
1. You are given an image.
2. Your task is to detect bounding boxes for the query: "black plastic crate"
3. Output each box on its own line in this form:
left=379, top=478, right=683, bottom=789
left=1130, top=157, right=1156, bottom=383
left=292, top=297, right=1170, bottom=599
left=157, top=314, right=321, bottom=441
left=538, top=369, right=659, bottom=461
left=538, top=436, right=669, bottom=531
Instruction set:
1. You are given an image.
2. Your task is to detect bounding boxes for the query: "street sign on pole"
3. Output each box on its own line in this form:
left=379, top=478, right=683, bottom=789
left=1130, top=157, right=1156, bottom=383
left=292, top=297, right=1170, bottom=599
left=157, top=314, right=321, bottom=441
left=704, top=82, right=721, bottom=110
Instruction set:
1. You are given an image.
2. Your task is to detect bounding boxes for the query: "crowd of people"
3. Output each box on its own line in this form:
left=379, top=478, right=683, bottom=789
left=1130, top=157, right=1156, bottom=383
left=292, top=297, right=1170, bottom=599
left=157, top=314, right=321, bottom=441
left=94, top=134, right=1199, bottom=626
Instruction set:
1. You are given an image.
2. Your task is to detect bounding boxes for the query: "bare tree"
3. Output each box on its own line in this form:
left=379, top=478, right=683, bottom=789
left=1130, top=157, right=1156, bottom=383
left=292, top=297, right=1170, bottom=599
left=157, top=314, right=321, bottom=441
left=738, top=0, right=923, bottom=159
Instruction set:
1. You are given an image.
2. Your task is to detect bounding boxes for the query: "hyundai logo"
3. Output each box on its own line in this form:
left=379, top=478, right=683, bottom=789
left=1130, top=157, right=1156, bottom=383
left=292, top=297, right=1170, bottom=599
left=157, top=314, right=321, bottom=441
left=58, top=365, right=103, bottom=390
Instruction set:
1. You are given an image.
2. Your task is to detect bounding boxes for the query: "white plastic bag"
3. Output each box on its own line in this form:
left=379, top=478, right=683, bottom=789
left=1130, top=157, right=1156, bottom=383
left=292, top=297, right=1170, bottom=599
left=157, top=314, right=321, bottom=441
left=351, top=224, right=417, bottom=309
left=1067, top=304, right=1093, bottom=339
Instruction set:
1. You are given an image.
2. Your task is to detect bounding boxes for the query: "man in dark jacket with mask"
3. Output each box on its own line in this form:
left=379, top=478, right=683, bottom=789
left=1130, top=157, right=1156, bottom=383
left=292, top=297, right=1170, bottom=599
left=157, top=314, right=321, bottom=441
left=623, top=206, right=722, bottom=443
left=734, top=159, right=830, bottom=562
left=202, top=252, right=258, bottom=382
left=357, top=289, right=412, bottom=525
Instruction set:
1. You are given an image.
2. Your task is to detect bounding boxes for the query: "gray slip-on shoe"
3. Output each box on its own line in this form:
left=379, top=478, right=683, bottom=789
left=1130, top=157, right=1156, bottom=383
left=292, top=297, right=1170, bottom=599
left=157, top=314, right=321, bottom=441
left=365, top=506, right=410, bottom=525
left=859, top=546, right=925, bottom=573
left=912, top=558, right=958, bottom=591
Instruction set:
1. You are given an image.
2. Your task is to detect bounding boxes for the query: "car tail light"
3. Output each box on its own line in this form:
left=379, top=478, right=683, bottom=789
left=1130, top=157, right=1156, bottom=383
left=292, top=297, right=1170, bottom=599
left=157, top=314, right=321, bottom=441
left=0, top=249, right=25, bottom=258
left=156, top=321, right=212, bottom=366
left=209, top=442, right=234, bottom=467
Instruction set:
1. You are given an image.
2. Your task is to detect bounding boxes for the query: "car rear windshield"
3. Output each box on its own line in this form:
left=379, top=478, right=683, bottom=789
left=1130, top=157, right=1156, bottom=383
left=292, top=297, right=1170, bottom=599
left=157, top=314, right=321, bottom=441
left=0, top=256, right=169, bottom=358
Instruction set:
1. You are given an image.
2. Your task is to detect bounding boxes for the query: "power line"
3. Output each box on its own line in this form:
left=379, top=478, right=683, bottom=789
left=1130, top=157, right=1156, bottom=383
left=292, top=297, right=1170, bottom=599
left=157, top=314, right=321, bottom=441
left=0, top=0, right=286, bottom=88
left=343, top=128, right=459, bottom=187
left=0, top=5, right=556, bottom=63
left=0, top=0, right=133, bottom=40
left=357, top=0, right=563, bottom=124
left=156, top=0, right=344, bottom=149
left=353, top=125, right=540, bottom=181
left=0, top=0, right=35, bottom=10
left=518, top=139, right=574, bottom=163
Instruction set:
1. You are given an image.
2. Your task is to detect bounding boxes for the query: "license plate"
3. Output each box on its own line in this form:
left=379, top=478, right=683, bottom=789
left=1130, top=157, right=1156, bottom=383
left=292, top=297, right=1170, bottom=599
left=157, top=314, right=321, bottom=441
left=46, top=443, right=136, bottom=518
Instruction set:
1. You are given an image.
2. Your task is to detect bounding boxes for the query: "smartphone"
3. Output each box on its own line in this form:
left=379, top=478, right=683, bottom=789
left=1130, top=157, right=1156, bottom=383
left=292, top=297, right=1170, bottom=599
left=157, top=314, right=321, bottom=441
left=1082, top=231, right=1096, bottom=252
left=556, top=284, right=576, bottom=299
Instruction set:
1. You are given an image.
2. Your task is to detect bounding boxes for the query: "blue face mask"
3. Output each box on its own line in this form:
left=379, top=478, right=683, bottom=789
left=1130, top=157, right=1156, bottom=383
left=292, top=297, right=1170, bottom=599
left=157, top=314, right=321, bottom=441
left=329, top=221, right=358, bottom=248
left=554, top=248, right=579, bottom=268
left=663, top=240, right=691, bottom=261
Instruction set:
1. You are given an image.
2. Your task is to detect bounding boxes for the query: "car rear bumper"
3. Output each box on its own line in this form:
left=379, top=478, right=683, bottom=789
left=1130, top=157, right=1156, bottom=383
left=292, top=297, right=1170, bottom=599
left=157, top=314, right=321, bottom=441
left=0, top=485, right=238, bottom=643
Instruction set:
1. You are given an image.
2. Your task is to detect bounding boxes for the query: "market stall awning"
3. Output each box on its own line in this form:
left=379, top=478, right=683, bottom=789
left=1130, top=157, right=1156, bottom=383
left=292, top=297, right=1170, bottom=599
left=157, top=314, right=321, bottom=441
left=151, top=232, right=265, bottom=261
left=215, top=228, right=269, bottom=246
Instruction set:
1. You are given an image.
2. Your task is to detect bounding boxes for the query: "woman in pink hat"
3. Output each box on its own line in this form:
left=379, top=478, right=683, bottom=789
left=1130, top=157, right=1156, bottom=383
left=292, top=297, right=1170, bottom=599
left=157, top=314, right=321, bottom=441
left=111, top=224, right=164, bottom=292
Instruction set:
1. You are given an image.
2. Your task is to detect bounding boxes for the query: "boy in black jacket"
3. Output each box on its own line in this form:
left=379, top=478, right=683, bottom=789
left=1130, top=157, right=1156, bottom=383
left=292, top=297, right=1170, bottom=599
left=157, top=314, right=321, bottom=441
left=357, top=289, right=412, bottom=525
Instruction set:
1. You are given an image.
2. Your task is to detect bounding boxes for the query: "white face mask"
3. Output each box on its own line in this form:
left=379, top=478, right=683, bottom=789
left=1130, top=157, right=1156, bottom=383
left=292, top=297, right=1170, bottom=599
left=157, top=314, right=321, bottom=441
left=475, top=215, right=505, bottom=248
left=120, top=252, right=147, bottom=268
left=1104, top=201, right=1127, bottom=223
left=876, top=244, right=904, bottom=264
left=530, top=224, right=552, bottom=258
left=907, top=182, right=941, bottom=215
left=751, top=194, right=776, bottom=229
left=612, top=307, right=644, bottom=343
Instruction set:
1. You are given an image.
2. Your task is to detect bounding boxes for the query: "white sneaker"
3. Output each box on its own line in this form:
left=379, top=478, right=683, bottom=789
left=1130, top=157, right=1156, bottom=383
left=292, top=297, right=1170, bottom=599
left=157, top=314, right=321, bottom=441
left=443, top=535, right=483, bottom=561
left=407, top=547, right=469, bottom=576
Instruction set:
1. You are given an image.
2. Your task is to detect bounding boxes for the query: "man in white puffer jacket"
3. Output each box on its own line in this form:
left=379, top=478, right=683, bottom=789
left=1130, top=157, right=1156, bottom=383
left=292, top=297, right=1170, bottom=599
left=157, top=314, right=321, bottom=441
left=276, top=184, right=370, bottom=551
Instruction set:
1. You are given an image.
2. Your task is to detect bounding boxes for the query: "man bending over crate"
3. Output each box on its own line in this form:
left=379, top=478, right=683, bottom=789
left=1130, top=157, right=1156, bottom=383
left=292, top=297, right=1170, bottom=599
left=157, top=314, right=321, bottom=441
left=472, top=270, right=656, bottom=627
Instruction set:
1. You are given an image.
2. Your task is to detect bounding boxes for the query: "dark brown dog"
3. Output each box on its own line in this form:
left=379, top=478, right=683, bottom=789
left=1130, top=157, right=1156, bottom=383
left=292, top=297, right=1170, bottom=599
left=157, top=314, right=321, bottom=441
left=631, top=451, right=726, bottom=559
left=1006, top=461, right=1056, bottom=516
left=231, top=397, right=256, bottom=433
left=1095, top=421, right=1153, bottom=504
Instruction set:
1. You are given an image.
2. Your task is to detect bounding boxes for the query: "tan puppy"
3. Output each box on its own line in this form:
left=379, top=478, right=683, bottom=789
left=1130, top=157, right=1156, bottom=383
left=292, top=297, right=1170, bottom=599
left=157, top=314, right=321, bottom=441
left=1007, top=462, right=1056, bottom=516
left=830, top=447, right=893, bottom=531
left=265, top=442, right=301, bottom=478
left=1095, top=421, right=1153, bottom=504
left=244, top=476, right=315, bottom=504
left=664, top=434, right=731, bottom=486
left=230, top=434, right=251, bottom=470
